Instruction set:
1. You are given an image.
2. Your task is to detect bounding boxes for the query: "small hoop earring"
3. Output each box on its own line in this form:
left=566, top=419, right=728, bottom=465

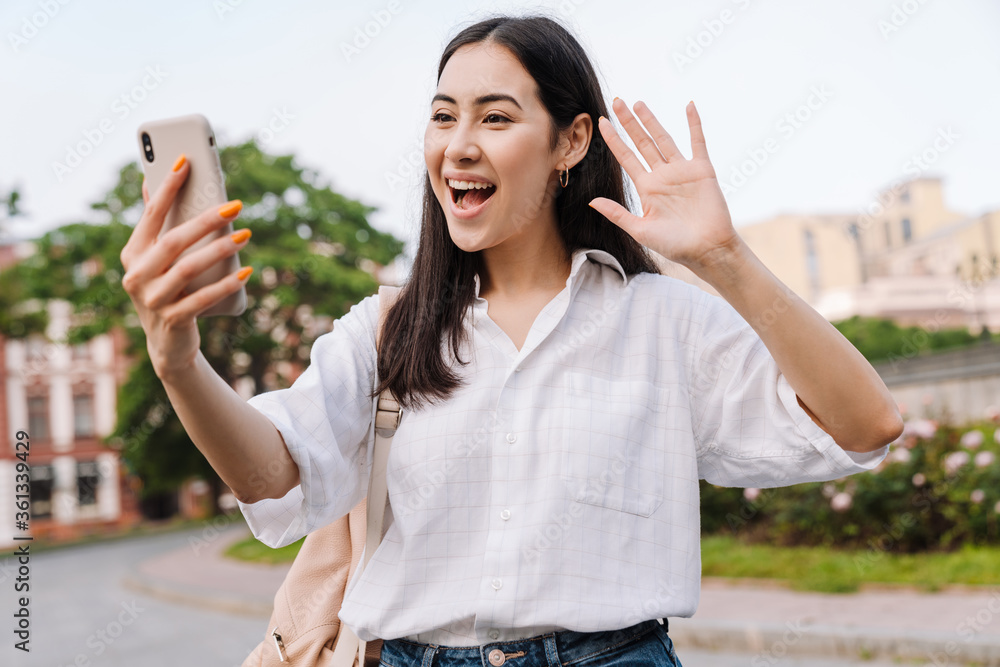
left=559, top=168, right=569, bottom=188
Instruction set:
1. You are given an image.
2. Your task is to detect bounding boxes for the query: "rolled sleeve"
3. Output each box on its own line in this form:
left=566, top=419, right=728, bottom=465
left=237, top=293, right=380, bottom=547
left=690, top=290, right=888, bottom=488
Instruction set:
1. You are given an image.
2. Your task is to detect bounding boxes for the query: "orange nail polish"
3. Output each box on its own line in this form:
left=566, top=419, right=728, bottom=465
left=218, top=200, right=243, bottom=218
left=172, top=154, right=187, bottom=172
left=237, top=267, right=253, bottom=281
left=231, top=229, right=251, bottom=244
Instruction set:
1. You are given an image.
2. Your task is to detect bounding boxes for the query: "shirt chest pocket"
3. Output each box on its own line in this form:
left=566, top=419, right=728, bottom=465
left=555, top=372, right=666, bottom=517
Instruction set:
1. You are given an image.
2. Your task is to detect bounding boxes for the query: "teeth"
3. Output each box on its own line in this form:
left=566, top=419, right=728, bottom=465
left=447, top=178, right=494, bottom=190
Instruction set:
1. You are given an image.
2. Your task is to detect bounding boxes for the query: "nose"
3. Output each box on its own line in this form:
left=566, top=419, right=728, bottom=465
left=444, top=122, right=481, bottom=163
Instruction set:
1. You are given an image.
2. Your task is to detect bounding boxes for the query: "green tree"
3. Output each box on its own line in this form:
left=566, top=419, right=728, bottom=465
left=0, top=185, right=46, bottom=336
left=2, top=185, right=22, bottom=220
left=0, top=141, right=405, bottom=514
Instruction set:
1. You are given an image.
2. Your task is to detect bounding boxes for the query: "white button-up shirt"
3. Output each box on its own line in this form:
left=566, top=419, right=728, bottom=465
left=238, top=247, right=888, bottom=646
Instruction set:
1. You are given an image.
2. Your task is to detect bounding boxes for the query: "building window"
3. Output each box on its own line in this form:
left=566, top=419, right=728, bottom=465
left=73, top=393, right=95, bottom=438
left=901, top=218, right=912, bottom=243
left=901, top=189, right=910, bottom=204
left=77, top=461, right=100, bottom=506
left=30, top=465, right=54, bottom=519
left=27, top=396, right=50, bottom=442
left=884, top=221, right=892, bottom=248
left=72, top=342, right=90, bottom=360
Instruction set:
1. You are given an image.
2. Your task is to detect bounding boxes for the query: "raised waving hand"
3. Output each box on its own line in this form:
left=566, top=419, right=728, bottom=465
left=589, top=99, right=739, bottom=274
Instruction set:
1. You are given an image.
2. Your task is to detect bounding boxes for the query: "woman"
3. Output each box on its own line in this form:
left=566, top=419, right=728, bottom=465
left=120, top=14, right=903, bottom=667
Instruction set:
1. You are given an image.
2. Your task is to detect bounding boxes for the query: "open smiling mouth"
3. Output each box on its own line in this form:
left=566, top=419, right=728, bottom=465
left=450, top=182, right=497, bottom=210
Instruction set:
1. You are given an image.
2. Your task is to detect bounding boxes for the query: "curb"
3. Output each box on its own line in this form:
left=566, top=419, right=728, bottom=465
left=120, top=525, right=283, bottom=618
left=669, top=618, right=1000, bottom=665
left=121, top=569, right=275, bottom=618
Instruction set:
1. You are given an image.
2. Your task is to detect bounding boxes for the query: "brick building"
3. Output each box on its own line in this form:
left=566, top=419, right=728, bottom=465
left=0, top=300, right=142, bottom=547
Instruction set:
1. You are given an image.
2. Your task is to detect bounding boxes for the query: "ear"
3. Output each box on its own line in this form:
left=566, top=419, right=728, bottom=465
left=558, top=112, right=593, bottom=170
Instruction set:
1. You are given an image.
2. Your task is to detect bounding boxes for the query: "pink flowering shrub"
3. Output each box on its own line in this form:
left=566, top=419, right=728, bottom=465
left=699, top=420, right=1000, bottom=551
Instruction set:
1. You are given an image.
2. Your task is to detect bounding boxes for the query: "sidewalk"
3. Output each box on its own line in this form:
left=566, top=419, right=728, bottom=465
left=122, top=524, right=291, bottom=617
left=125, top=525, right=1000, bottom=664
left=671, top=579, right=1000, bottom=665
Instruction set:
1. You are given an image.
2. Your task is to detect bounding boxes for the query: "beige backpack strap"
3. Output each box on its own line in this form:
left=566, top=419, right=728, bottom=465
left=334, top=284, right=403, bottom=667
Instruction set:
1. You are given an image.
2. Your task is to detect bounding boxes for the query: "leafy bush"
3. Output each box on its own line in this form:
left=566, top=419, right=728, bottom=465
left=700, top=419, right=1000, bottom=553
left=832, top=316, right=985, bottom=363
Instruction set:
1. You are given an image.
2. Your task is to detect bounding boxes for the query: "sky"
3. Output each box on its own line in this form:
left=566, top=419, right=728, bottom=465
left=2, top=0, right=999, bottom=266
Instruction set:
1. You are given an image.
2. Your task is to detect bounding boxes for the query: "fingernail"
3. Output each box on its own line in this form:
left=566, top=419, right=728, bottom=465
left=172, top=154, right=187, bottom=172
left=237, top=267, right=253, bottom=281
left=231, top=229, right=251, bottom=244
left=613, top=96, right=620, bottom=103
left=218, top=200, right=243, bottom=218
left=599, top=115, right=607, bottom=123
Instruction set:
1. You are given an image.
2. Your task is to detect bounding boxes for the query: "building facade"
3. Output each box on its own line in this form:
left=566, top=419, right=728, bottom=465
left=666, top=177, right=1000, bottom=332
left=0, top=301, right=141, bottom=547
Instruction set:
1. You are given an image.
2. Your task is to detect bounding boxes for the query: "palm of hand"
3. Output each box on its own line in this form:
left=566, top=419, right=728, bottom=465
left=589, top=99, right=739, bottom=271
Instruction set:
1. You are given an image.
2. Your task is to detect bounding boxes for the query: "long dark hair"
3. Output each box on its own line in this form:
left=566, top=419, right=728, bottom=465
left=373, top=14, right=660, bottom=411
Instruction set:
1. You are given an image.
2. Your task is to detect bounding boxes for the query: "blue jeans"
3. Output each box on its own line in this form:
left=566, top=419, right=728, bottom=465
left=378, top=619, right=681, bottom=667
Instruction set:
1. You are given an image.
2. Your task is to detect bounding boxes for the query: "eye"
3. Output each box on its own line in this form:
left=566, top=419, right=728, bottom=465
left=430, top=112, right=454, bottom=123
left=485, top=113, right=511, bottom=124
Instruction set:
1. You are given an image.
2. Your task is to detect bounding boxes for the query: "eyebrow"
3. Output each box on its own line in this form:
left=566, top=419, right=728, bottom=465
left=432, top=93, right=523, bottom=111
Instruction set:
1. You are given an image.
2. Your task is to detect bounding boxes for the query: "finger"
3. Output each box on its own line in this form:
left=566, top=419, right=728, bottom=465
left=132, top=153, right=190, bottom=251
left=589, top=197, right=646, bottom=245
left=145, top=221, right=250, bottom=309
left=122, top=176, right=155, bottom=271
left=140, top=199, right=244, bottom=280
left=611, top=97, right=665, bottom=168
left=162, top=266, right=253, bottom=322
left=687, top=101, right=710, bottom=161
left=597, top=116, right=648, bottom=187
left=632, top=100, right=685, bottom=163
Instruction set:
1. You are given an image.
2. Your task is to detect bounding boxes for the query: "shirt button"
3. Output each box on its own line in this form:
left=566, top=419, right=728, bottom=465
left=505, top=432, right=517, bottom=444
left=489, top=648, right=506, bottom=665
left=500, top=509, right=511, bottom=520
left=491, top=577, right=503, bottom=590
left=489, top=628, right=500, bottom=640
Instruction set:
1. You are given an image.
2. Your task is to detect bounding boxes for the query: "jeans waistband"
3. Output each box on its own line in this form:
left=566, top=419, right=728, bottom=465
left=380, top=618, right=667, bottom=667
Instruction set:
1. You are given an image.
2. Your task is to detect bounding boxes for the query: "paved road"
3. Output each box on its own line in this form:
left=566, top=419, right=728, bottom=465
left=0, top=528, right=937, bottom=666
left=1, top=528, right=267, bottom=667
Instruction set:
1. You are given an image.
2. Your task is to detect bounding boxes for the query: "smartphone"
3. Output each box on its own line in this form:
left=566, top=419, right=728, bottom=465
left=136, top=113, right=247, bottom=317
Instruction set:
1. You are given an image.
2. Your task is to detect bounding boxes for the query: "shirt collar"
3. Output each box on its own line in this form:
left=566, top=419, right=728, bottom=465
left=473, top=247, right=627, bottom=299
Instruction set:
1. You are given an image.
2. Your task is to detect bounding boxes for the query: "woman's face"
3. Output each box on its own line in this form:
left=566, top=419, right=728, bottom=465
left=424, top=41, right=564, bottom=254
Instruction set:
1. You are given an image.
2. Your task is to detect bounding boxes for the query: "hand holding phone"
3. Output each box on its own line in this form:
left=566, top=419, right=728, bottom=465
left=135, top=113, right=247, bottom=317
left=120, top=114, right=252, bottom=380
